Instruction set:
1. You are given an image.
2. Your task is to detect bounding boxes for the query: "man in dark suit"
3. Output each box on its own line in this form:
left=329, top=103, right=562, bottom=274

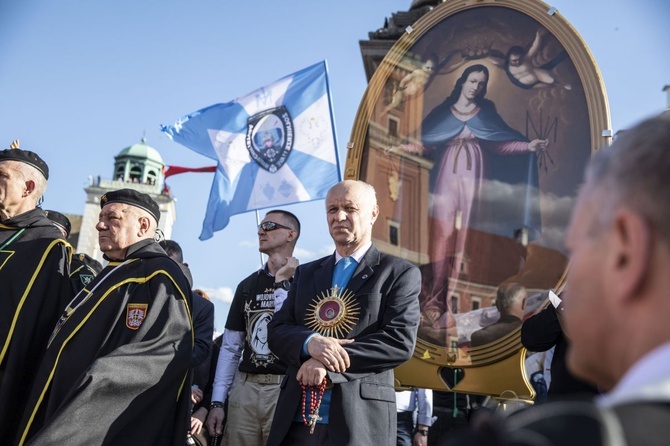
left=160, top=239, right=214, bottom=367
left=521, top=298, right=599, bottom=400
left=267, top=180, right=421, bottom=446
left=471, top=283, right=526, bottom=347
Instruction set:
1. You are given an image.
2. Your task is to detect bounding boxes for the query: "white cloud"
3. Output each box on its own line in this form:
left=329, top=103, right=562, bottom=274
left=238, top=239, right=257, bottom=249
left=317, top=243, right=335, bottom=257
left=196, top=286, right=235, bottom=303
left=294, top=243, right=334, bottom=262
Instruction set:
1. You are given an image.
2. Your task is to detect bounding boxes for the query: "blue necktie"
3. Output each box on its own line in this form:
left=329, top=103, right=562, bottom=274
left=332, top=256, right=356, bottom=289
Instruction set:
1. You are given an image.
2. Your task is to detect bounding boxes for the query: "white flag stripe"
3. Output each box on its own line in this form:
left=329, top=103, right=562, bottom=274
left=237, top=76, right=293, bottom=117
left=292, top=93, right=337, bottom=164
left=208, top=128, right=250, bottom=183
left=244, top=163, right=311, bottom=211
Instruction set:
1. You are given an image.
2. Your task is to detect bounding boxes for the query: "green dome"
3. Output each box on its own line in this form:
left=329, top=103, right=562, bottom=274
left=116, top=139, right=164, bottom=165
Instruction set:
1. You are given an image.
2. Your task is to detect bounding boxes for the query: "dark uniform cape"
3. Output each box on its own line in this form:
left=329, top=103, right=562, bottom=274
left=161, top=256, right=214, bottom=369
left=16, top=239, right=193, bottom=446
left=0, top=208, right=72, bottom=445
left=69, top=252, right=102, bottom=294
left=172, top=261, right=213, bottom=368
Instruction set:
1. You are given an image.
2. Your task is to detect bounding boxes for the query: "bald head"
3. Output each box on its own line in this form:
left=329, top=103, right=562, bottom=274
left=326, top=180, right=379, bottom=256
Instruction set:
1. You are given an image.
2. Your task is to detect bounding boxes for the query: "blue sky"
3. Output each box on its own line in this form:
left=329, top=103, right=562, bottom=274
left=2, top=0, right=668, bottom=332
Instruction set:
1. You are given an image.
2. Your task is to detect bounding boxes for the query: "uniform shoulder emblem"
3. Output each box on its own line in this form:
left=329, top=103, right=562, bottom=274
left=79, top=274, right=94, bottom=286
left=126, top=303, right=149, bottom=330
left=0, top=250, right=15, bottom=271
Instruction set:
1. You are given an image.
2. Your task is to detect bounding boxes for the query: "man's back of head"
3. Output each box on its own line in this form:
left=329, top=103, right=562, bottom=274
left=564, top=112, right=670, bottom=390
left=159, top=239, right=184, bottom=264
left=495, top=283, right=526, bottom=318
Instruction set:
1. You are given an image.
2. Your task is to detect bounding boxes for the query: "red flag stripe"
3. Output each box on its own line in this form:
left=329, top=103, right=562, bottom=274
left=163, top=165, right=216, bottom=178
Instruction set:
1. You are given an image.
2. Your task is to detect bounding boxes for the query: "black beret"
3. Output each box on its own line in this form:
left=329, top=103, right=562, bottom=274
left=0, top=140, right=49, bottom=179
left=100, top=188, right=160, bottom=223
left=45, top=210, right=72, bottom=237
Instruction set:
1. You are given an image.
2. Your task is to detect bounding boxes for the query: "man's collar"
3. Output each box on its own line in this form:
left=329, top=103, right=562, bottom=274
left=334, top=241, right=372, bottom=264
left=103, top=238, right=155, bottom=261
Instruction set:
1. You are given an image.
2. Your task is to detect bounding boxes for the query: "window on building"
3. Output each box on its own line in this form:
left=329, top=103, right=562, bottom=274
left=388, top=117, right=399, bottom=138
left=450, top=295, right=459, bottom=314
left=129, top=166, right=142, bottom=183
left=471, top=298, right=481, bottom=311
left=147, top=170, right=157, bottom=185
left=389, top=221, right=400, bottom=246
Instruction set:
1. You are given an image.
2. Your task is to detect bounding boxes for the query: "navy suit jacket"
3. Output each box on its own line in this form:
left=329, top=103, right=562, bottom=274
left=191, top=293, right=214, bottom=367
left=267, top=245, right=421, bottom=446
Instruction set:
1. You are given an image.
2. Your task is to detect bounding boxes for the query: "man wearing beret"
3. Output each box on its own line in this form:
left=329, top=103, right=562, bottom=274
left=45, top=209, right=103, bottom=293
left=0, top=141, right=73, bottom=445
left=17, top=188, right=193, bottom=446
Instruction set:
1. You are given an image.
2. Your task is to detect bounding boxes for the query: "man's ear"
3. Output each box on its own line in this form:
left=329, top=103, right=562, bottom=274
left=23, top=179, right=35, bottom=197
left=285, top=228, right=296, bottom=243
left=138, top=215, right=152, bottom=236
left=370, top=204, right=379, bottom=225
left=609, top=208, right=651, bottom=302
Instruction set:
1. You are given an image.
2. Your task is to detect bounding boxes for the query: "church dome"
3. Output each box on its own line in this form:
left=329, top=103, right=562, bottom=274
left=113, top=138, right=164, bottom=186
left=116, top=138, right=164, bottom=165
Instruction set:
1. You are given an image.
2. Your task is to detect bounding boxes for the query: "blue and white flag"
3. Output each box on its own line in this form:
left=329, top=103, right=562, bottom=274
left=162, top=61, right=341, bottom=240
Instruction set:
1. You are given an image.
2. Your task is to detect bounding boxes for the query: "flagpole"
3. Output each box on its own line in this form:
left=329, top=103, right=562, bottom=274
left=255, top=210, right=265, bottom=267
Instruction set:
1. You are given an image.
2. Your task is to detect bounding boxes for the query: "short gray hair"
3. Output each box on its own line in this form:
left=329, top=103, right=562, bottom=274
left=496, top=283, right=526, bottom=313
left=12, top=161, right=47, bottom=203
left=584, top=113, right=670, bottom=245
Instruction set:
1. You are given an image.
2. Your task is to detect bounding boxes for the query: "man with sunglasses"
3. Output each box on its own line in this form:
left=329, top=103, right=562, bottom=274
left=206, top=210, right=300, bottom=445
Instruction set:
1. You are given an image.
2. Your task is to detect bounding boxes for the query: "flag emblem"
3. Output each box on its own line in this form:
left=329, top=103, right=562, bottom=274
left=126, top=303, right=148, bottom=330
left=161, top=61, right=341, bottom=240
left=246, top=106, right=293, bottom=173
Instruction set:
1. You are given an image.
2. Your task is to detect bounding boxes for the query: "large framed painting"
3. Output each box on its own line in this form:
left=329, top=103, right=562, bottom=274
left=347, top=0, right=610, bottom=399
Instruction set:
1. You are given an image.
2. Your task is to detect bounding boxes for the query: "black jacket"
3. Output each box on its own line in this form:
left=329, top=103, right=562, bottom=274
left=17, top=239, right=193, bottom=446
left=521, top=305, right=599, bottom=398
left=0, top=208, right=72, bottom=445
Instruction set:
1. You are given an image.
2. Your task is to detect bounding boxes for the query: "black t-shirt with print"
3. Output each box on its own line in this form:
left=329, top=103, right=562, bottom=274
left=225, top=269, right=287, bottom=375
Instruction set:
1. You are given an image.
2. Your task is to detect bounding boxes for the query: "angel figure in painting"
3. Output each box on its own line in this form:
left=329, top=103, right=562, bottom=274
left=383, top=54, right=438, bottom=116
left=503, top=29, right=572, bottom=90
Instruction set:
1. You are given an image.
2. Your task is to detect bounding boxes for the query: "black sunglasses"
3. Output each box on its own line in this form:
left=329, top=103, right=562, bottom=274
left=258, top=221, right=293, bottom=232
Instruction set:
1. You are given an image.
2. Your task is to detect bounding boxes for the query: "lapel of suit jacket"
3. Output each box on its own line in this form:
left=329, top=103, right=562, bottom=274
left=345, top=245, right=379, bottom=294
left=313, top=254, right=336, bottom=295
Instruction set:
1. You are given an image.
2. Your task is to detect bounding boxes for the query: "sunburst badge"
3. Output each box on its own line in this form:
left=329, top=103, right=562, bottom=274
left=305, top=287, right=360, bottom=339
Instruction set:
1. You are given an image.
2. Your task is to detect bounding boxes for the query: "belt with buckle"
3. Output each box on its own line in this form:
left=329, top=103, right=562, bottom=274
left=244, top=373, right=283, bottom=385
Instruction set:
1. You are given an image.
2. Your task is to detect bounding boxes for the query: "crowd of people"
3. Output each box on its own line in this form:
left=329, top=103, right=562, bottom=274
left=1, top=111, right=669, bottom=445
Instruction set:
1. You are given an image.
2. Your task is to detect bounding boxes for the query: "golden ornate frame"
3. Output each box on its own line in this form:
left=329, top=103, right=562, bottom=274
left=347, top=0, right=610, bottom=400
